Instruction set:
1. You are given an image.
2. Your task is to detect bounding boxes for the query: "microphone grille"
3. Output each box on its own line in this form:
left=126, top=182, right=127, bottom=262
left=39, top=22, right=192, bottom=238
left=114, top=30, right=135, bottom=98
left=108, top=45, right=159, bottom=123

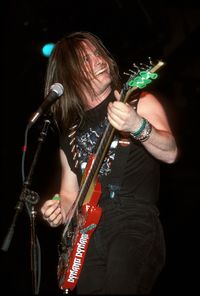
left=50, top=83, right=64, bottom=96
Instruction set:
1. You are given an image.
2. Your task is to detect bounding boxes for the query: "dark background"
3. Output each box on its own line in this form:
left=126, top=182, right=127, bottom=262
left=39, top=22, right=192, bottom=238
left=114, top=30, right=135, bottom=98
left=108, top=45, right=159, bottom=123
left=1, top=0, right=200, bottom=295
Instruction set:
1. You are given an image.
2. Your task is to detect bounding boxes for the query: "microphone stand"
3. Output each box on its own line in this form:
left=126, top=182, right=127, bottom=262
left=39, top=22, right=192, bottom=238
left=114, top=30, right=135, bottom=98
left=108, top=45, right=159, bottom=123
left=1, top=116, right=52, bottom=295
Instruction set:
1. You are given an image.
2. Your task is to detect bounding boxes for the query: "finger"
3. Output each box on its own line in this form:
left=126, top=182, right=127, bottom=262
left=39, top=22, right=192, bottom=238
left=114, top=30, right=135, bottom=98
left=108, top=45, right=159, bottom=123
left=107, top=111, right=123, bottom=125
left=45, top=211, right=62, bottom=226
left=107, top=113, right=124, bottom=131
left=108, top=104, right=128, bottom=123
left=108, top=102, right=130, bottom=119
left=49, top=212, right=62, bottom=224
left=49, top=206, right=62, bottom=220
left=41, top=200, right=60, bottom=217
left=49, top=220, right=62, bottom=228
left=42, top=210, right=58, bottom=223
left=43, top=203, right=61, bottom=220
left=114, top=90, right=120, bottom=101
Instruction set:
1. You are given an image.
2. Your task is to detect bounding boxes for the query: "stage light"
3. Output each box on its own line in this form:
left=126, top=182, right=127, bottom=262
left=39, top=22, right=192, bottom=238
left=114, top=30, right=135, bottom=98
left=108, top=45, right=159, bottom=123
left=41, top=42, right=55, bottom=57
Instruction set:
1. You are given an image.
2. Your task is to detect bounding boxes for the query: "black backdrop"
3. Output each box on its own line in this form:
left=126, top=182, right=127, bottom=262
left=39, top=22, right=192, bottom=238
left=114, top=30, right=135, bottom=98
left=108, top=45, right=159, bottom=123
left=1, top=1, right=200, bottom=295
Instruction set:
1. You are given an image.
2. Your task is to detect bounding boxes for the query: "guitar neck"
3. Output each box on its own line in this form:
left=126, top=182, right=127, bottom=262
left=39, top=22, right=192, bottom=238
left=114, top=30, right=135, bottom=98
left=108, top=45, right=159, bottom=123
left=79, top=121, right=115, bottom=203
left=62, top=120, right=115, bottom=238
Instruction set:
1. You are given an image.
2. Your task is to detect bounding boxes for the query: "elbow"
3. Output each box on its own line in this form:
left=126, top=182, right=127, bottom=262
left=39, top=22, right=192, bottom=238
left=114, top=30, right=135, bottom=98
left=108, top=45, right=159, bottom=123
left=165, top=147, right=179, bottom=164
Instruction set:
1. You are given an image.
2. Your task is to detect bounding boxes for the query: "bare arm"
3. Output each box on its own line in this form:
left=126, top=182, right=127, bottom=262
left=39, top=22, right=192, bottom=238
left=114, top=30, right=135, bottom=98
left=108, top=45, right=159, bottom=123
left=41, top=149, right=79, bottom=227
left=107, top=91, right=178, bottom=163
left=59, top=149, right=79, bottom=221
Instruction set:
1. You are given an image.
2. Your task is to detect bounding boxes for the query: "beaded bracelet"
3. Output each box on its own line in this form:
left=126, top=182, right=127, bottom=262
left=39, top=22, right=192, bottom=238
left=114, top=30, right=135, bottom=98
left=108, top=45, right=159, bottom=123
left=137, top=120, right=152, bottom=142
left=130, top=118, right=152, bottom=142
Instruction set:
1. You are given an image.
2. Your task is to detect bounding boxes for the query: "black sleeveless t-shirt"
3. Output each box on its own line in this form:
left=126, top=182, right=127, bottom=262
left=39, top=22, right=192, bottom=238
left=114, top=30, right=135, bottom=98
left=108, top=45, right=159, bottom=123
left=60, top=91, right=160, bottom=205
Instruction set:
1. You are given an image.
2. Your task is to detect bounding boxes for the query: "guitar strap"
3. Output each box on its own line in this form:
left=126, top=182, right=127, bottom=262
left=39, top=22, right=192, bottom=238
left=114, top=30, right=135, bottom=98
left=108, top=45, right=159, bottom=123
left=106, top=139, right=131, bottom=199
left=106, top=97, right=139, bottom=199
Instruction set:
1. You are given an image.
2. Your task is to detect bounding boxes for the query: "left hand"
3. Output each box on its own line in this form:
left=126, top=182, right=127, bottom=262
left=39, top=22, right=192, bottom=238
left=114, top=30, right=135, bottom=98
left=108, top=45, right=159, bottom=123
left=107, top=90, right=142, bottom=133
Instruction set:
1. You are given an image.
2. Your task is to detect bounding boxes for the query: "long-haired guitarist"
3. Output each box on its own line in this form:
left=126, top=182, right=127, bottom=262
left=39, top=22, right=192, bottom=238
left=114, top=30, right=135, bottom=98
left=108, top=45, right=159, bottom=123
left=41, top=31, right=178, bottom=294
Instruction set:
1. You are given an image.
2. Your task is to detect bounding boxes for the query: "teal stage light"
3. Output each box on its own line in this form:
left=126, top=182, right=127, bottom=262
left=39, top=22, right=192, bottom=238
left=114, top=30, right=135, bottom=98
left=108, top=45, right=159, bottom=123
left=41, top=43, right=55, bottom=57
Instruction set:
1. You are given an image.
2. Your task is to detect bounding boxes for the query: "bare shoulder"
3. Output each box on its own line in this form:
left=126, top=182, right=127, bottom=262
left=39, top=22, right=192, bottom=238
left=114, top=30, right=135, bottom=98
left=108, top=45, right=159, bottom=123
left=137, top=91, right=172, bottom=131
left=138, top=91, right=164, bottom=110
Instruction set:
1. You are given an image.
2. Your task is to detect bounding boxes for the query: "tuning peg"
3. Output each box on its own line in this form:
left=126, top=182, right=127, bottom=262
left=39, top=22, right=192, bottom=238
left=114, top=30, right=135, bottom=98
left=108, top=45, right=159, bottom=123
left=129, top=69, right=137, bottom=74
left=123, top=72, right=131, bottom=76
left=123, top=68, right=138, bottom=77
left=148, top=57, right=153, bottom=65
left=132, top=63, right=139, bottom=69
left=139, top=62, right=148, bottom=70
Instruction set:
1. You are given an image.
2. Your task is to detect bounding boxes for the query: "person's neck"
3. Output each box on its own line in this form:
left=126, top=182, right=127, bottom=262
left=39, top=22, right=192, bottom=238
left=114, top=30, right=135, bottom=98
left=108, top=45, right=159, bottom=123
left=85, top=86, right=112, bottom=109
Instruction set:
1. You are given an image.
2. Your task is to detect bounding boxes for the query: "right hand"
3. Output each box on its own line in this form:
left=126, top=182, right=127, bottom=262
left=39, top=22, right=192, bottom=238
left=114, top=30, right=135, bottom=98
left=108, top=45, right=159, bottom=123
left=41, top=198, right=63, bottom=227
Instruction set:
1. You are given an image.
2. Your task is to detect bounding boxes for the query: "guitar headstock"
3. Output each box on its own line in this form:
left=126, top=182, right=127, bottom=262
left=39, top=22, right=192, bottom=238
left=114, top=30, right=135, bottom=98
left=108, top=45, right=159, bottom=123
left=121, top=57, right=165, bottom=103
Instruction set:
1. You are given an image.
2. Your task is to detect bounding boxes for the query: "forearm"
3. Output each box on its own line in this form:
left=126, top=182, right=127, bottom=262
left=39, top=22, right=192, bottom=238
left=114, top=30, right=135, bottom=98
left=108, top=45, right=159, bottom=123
left=141, top=126, right=178, bottom=163
left=59, top=190, right=78, bottom=223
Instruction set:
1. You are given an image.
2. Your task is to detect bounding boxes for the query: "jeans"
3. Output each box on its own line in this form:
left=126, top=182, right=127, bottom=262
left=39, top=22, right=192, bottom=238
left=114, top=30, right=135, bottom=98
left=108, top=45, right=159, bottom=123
left=76, top=195, right=166, bottom=295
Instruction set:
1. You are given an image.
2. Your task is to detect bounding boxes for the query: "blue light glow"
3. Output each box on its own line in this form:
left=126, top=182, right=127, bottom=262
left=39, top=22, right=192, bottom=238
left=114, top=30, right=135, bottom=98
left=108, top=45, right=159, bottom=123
left=41, top=43, right=55, bottom=57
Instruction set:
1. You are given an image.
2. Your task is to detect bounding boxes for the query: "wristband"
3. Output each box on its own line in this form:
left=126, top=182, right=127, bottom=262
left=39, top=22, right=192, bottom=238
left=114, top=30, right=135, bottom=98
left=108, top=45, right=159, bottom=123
left=131, top=117, right=147, bottom=137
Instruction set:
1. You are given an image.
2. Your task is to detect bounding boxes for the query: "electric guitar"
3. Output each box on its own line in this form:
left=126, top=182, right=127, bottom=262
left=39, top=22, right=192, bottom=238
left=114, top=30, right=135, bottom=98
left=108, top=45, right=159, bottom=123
left=57, top=59, right=165, bottom=293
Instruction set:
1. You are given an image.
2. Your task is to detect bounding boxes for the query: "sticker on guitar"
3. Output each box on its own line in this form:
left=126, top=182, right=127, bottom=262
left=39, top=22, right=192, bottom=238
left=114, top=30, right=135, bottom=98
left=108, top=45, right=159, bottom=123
left=57, top=58, right=165, bottom=293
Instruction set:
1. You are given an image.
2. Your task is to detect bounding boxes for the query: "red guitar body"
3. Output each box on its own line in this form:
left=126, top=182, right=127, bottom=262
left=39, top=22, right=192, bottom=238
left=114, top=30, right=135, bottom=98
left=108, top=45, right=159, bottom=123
left=57, top=155, right=103, bottom=291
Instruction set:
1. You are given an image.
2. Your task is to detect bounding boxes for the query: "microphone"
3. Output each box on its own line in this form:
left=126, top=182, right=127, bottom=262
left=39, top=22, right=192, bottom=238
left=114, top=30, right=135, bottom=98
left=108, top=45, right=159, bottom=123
left=28, top=82, right=64, bottom=127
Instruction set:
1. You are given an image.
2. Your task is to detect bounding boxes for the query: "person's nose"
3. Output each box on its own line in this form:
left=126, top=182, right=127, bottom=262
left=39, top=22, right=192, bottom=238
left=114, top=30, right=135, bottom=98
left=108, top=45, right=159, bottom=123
left=92, top=54, right=102, bottom=66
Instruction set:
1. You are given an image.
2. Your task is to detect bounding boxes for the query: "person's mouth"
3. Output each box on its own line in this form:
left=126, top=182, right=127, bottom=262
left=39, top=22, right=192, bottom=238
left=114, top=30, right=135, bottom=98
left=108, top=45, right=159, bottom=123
left=95, top=67, right=108, bottom=76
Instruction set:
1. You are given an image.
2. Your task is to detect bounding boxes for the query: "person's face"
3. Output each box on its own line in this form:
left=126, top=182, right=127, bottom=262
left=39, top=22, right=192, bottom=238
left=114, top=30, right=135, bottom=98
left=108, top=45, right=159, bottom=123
left=80, top=41, right=112, bottom=96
